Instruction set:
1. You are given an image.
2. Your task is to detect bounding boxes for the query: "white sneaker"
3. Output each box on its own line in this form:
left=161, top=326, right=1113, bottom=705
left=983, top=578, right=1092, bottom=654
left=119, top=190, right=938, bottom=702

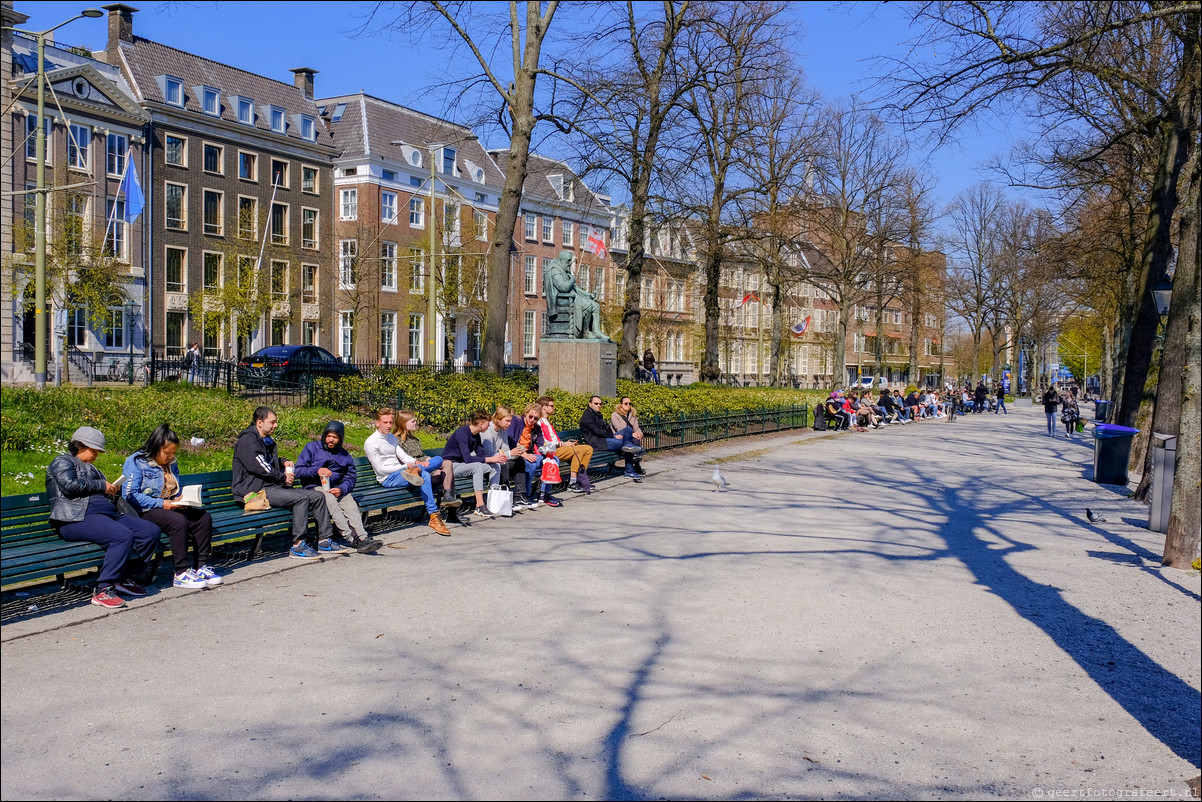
left=195, top=565, right=223, bottom=587
left=173, top=569, right=206, bottom=589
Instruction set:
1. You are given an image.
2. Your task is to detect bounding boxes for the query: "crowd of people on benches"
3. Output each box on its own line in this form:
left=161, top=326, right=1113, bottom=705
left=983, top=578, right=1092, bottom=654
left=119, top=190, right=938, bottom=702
left=819, top=381, right=1010, bottom=432
left=44, top=394, right=648, bottom=609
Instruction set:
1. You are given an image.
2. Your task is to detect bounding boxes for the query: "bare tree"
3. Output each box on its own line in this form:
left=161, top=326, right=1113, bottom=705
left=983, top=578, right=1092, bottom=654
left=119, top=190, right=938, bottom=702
left=565, top=0, right=705, bottom=379
left=371, top=1, right=568, bottom=374
left=798, top=97, right=911, bottom=388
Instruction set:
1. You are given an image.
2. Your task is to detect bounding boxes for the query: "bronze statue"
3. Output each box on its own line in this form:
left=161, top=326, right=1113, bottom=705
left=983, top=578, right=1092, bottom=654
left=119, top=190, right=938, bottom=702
left=543, top=250, right=609, bottom=341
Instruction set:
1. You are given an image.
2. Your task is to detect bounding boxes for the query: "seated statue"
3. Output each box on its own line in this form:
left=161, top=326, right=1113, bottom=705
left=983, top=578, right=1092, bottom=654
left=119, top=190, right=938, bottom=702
left=543, top=250, right=610, bottom=341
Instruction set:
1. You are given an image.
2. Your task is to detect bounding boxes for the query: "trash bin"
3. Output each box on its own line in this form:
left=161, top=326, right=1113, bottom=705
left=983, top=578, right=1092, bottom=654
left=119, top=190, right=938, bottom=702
left=1094, top=400, right=1112, bottom=421
left=1149, top=434, right=1177, bottom=533
left=1093, top=423, right=1139, bottom=485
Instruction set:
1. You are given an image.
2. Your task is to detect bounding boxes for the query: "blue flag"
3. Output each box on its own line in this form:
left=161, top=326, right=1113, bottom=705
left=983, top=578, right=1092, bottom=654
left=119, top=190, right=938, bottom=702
left=120, top=161, right=145, bottom=223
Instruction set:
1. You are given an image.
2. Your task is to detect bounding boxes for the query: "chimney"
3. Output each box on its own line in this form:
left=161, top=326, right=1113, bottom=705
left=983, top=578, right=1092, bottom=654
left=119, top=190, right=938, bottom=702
left=101, top=4, right=136, bottom=63
left=290, top=67, right=317, bottom=101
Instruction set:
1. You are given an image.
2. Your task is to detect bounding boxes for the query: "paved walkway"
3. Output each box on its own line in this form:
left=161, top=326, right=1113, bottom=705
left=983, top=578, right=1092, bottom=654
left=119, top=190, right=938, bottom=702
left=2, top=403, right=1198, bottom=800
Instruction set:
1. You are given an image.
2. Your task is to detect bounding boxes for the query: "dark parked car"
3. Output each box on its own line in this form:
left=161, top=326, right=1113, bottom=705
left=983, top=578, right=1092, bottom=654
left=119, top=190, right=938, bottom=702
left=237, top=345, right=360, bottom=388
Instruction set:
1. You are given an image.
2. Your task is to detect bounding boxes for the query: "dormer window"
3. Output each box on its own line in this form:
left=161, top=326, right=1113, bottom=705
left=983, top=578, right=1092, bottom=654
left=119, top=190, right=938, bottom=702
left=299, top=115, right=316, bottom=141
left=237, top=97, right=254, bottom=125
left=440, top=147, right=456, bottom=176
left=331, top=103, right=347, bottom=122
left=164, top=77, right=184, bottom=107
left=201, top=87, right=220, bottom=116
left=269, top=107, right=285, bottom=133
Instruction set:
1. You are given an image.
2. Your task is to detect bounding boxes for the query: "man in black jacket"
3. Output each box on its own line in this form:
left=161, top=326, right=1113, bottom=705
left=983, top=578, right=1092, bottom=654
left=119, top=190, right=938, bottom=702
left=232, top=406, right=335, bottom=560
left=579, top=395, right=645, bottom=482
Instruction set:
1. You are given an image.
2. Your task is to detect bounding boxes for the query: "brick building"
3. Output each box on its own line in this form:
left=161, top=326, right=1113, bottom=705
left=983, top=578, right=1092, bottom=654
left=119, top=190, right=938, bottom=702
left=3, top=5, right=151, bottom=383
left=98, top=3, right=338, bottom=359
left=318, top=92, right=506, bottom=365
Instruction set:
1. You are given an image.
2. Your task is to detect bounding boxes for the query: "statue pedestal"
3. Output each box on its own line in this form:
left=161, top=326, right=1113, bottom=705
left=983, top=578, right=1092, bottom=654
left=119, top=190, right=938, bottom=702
left=539, top=338, right=617, bottom=398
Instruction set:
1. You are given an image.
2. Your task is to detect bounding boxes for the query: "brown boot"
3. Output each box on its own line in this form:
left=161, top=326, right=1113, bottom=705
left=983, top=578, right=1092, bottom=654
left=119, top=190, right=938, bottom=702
left=427, top=510, right=451, bottom=536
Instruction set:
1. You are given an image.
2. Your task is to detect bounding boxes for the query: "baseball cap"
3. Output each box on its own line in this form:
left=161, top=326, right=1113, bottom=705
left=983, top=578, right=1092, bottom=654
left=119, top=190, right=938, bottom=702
left=70, top=426, right=106, bottom=452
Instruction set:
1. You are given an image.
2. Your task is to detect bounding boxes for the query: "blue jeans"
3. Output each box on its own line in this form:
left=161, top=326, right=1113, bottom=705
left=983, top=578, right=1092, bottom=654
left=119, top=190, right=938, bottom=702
left=1046, top=412, right=1057, bottom=435
left=995, top=398, right=1007, bottom=414
left=57, top=511, right=160, bottom=587
left=383, top=456, right=445, bottom=514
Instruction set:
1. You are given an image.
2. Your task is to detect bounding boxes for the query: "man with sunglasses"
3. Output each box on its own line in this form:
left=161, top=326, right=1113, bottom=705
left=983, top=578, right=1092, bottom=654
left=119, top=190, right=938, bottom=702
left=610, top=397, right=646, bottom=479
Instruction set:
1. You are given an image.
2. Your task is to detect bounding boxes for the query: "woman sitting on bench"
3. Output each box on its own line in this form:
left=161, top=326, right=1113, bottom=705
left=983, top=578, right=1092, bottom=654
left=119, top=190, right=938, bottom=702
left=47, top=426, right=161, bottom=609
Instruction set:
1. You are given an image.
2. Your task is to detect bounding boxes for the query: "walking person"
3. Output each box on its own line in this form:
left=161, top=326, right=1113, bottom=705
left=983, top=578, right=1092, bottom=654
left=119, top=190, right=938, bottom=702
left=123, top=423, right=221, bottom=589
left=48, top=426, right=161, bottom=608
left=294, top=421, right=383, bottom=553
left=231, top=406, right=335, bottom=559
left=1042, top=386, right=1060, bottom=437
left=994, top=382, right=1008, bottom=415
left=1061, top=392, right=1081, bottom=439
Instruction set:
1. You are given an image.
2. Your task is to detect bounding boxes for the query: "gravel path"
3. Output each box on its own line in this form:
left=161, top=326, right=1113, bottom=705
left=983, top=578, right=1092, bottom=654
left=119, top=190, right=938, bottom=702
left=2, top=402, right=1198, bottom=800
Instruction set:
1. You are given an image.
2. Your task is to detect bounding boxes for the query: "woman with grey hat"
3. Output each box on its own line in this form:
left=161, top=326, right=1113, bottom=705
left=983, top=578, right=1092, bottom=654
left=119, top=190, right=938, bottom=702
left=46, top=426, right=162, bottom=609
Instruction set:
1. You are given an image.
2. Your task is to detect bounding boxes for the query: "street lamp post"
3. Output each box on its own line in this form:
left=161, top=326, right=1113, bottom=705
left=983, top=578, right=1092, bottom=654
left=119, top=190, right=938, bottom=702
left=390, top=135, right=476, bottom=366
left=3, top=9, right=103, bottom=390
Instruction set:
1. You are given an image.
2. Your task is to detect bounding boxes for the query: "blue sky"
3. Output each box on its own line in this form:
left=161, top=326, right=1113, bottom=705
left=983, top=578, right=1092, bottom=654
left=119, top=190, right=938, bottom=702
left=16, top=1, right=1035, bottom=216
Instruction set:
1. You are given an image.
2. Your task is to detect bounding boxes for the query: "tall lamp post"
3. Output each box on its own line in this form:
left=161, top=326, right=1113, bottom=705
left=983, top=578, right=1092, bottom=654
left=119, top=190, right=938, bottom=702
left=3, top=8, right=103, bottom=390
left=391, top=135, right=476, bottom=366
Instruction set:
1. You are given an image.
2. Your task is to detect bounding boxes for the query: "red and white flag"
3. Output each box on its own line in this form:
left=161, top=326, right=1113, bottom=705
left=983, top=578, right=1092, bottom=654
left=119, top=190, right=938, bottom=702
left=584, top=226, right=608, bottom=258
left=736, top=293, right=760, bottom=308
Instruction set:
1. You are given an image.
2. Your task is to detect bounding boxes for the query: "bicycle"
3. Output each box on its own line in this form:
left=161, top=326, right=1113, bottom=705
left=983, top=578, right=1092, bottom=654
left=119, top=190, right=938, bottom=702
left=106, top=359, right=149, bottom=383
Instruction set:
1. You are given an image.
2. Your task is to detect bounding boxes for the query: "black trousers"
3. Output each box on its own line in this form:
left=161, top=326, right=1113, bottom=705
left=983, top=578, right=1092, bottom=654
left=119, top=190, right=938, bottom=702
left=142, top=506, right=214, bottom=572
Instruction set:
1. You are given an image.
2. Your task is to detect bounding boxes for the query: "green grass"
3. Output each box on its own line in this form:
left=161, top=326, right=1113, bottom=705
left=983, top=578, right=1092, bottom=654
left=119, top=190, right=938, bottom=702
left=2, top=378, right=823, bottom=496
left=0, top=384, right=442, bottom=496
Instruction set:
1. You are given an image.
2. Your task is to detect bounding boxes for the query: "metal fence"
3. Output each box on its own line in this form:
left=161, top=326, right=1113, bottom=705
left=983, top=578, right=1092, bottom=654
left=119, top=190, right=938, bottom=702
left=639, top=404, right=810, bottom=452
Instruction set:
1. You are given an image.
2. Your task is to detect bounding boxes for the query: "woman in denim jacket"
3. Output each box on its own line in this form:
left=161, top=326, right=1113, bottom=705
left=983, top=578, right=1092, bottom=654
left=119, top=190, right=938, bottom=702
left=123, top=424, right=220, bottom=589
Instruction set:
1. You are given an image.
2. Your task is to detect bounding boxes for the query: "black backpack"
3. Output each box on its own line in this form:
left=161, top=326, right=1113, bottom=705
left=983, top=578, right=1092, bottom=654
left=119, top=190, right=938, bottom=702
left=813, top=405, right=828, bottom=432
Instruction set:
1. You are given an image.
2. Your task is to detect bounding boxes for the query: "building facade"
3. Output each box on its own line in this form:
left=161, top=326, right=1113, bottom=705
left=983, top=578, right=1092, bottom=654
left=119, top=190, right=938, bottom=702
left=99, top=3, right=337, bottom=360
left=4, top=5, right=151, bottom=384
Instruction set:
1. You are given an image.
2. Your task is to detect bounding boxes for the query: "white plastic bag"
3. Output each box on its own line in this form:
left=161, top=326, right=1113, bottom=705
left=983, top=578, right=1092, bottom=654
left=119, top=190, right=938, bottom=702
left=487, top=484, right=514, bottom=517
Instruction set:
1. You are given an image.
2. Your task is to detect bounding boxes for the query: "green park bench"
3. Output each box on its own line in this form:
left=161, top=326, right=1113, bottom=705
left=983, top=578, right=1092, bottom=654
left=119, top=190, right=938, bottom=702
left=1, top=443, right=627, bottom=594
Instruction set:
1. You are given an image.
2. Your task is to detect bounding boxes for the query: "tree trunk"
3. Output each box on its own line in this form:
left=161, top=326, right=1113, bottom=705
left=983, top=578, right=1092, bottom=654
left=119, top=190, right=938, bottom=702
left=1116, top=114, right=1191, bottom=427
left=1162, top=107, right=1200, bottom=566
left=833, top=304, right=850, bottom=387
left=620, top=196, right=648, bottom=379
left=769, top=280, right=783, bottom=386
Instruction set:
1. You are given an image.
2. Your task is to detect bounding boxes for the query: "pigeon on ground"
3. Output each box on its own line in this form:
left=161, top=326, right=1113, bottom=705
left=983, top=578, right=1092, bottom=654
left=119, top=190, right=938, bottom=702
left=1086, top=508, right=1107, bottom=523
left=711, top=466, right=730, bottom=492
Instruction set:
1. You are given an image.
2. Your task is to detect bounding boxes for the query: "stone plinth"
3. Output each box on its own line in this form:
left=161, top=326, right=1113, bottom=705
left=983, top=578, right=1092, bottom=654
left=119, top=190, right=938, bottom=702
left=539, top=338, right=617, bottom=398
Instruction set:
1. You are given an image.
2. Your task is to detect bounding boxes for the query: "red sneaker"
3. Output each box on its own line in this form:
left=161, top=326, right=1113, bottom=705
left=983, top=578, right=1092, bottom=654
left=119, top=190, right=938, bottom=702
left=114, top=579, right=147, bottom=597
left=91, top=588, right=126, bottom=609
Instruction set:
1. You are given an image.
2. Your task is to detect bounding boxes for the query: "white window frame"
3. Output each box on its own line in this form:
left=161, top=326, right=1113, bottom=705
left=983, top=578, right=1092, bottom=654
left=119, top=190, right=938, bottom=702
left=302, top=264, right=319, bottom=304
left=164, top=76, right=183, bottom=106
left=562, top=220, right=574, bottom=248
left=300, top=115, right=316, bottom=141
left=238, top=150, right=257, bottom=182
left=301, top=164, right=319, bottom=193
left=408, top=247, right=426, bottom=292
left=203, top=142, right=223, bottom=174
left=381, top=242, right=398, bottom=291
left=523, top=310, right=537, bottom=358
left=202, top=189, right=224, bottom=236
left=541, top=216, right=553, bottom=243
left=104, top=197, right=125, bottom=259
left=340, top=188, right=358, bottom=221
left=339, top=240, right=357, bottom=289
left=301, top=207, right=319, bottom=249
left=237, top=97, right=254, bottom=126
left=409, top=197, right=424, bottom=228
left=26, top=116, right=52, bottom=161
left=165, top=246, right=187, bottom=293
left=269, top=106, right=286, bottom=133
left=475, top=209, right=489, bottom=242
left=68, top=123, right=90, bottom=170
left=407, top=314, right=424, bottom=362
left=524, top=213, right=537, bottom=240
left=380, top=311, right=396, bottom=362
left=202, top=87, right=220, bottom=116
left=339, top=311, right=355, bottom=360
left=203, top=251, right=222, bottom=291
left=524, top=255, right=537, bottom=295
left=381, top=190, right=398, bottom=224
left=164, top=182, right=187, bottom=231
left=163, top=132, right=186, bottom=167
left=106, top=132, right=128, bottom=177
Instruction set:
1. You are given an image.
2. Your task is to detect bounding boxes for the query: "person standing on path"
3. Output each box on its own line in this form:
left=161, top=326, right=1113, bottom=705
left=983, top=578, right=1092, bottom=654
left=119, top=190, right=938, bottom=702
left=1042, top=386, right=1060, bottom=436
left=994, top=383, right=1008, bottom=415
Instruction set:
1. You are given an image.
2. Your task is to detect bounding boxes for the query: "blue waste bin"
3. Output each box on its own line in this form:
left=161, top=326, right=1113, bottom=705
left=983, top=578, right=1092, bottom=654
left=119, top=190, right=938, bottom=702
left=1093, top=423, right=1139, bottom=484
left=1094, top=400, right=1112, bottom=421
